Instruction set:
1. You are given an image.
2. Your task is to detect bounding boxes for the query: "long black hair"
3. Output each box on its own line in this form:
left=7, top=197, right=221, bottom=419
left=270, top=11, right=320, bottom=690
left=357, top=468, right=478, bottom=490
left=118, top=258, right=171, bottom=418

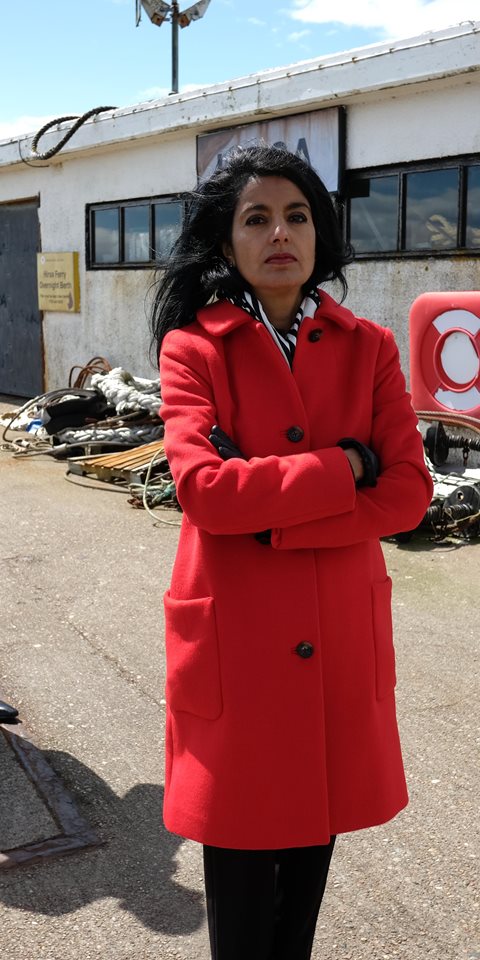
left=150, top=144, right=353, bottom=357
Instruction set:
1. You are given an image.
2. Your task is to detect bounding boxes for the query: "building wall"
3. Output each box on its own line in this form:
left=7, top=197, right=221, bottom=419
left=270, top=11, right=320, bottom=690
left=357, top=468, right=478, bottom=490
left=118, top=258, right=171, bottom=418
left=344, top=73, right=480, bottom=381
left=346, top=75, right=480, bottom=168
left=344, top=258, right=480, bottom=383
left=0, top=132, right=196, bottom=387
left=39, top=133, right=196, bottom=385
left=1, top=54, right=480, bottom=391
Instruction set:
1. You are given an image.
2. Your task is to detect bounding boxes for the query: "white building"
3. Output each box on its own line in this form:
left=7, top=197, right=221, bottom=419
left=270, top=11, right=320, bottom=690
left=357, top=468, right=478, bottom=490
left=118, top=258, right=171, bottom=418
left=0, top=21, right=479, bottom=396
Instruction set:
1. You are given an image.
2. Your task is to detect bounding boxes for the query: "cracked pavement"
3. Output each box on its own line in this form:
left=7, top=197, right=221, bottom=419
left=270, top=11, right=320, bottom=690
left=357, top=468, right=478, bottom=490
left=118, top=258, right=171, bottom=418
left=0, top=417, right=479, bottom=960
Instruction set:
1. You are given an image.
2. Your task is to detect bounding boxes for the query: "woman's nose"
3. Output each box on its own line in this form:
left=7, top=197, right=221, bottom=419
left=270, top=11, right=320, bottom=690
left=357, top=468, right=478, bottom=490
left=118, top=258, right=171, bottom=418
left=272, top=220, right=289, bottom=242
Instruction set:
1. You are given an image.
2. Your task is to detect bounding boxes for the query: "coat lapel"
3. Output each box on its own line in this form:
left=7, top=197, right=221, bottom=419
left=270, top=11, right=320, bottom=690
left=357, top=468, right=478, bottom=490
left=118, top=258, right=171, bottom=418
left=196, top=292, right=359, bottom=338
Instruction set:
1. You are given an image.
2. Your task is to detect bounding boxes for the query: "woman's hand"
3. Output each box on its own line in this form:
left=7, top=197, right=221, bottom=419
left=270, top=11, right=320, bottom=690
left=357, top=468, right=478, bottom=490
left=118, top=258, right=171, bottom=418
left=209, top=425, right=247, bottom=461
left=343, top=447, right=364, bottom=483
left=337, top=438, right=380, bottom=488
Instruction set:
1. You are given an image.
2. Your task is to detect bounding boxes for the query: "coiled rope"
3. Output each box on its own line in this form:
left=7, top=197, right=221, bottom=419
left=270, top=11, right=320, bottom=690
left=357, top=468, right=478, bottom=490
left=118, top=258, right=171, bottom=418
left=129, top=449, right=182, bottom=527
left=30, top=106, right=116, bottom=160
left=91, top=368, right=161, bottom=416
left=56, top=423, right=163, bottom=445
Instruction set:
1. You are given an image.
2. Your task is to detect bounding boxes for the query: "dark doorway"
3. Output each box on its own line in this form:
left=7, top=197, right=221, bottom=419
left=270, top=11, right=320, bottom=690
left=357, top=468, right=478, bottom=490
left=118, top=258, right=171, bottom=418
left=0, top=200, right=43, bottom=396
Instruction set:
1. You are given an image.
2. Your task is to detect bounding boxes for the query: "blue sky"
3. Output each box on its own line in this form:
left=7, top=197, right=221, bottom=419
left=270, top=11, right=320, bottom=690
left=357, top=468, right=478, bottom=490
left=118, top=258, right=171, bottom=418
left=1, top=0, right=478, bottom=140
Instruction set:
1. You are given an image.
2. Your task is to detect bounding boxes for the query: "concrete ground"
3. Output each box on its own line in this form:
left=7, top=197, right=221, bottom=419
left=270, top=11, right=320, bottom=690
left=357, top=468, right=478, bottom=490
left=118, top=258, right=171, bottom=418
left=0, top=402, right=479, bottom=960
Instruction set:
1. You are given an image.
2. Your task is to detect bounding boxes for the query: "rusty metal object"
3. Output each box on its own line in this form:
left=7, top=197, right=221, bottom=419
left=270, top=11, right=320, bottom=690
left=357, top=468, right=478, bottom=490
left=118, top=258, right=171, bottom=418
left=416, top=410, right=480, bottom=433
left=424, top=421, right=480, bottom=467
left=0, top=724, right=102, bottom=869
left=68, top=356, right=112, bottom=389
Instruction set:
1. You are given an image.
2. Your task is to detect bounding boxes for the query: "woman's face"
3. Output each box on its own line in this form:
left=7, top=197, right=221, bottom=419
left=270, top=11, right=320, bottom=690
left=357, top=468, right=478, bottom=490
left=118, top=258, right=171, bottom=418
left=223, top=175, right=316, bottom=303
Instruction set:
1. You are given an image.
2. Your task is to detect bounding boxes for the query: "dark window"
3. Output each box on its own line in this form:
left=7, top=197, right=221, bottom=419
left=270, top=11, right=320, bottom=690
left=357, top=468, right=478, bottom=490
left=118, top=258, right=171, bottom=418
left=93, top=208, right=120, bottom=263
left=154, top=201, right=182, bottom=262
left=124, top=204, right=150, bottom=262
left=405, top=169, right=458, bottom=251
left=349, top=176, right=398, bottom=253
left=87, top=195, right=185, bottom=268
left=466, top=165, right=480, bottom=249
left=346, top=157, right=480, bottom=258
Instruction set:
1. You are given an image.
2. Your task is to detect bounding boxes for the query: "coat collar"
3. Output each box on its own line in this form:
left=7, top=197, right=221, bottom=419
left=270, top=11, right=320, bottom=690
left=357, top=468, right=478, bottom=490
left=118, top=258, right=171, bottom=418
left=196, top=291, right=358, bottom=336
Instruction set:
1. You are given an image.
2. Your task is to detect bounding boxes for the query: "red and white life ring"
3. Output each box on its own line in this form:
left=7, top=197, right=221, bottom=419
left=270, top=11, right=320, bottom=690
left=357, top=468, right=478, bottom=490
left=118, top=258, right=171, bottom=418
left=409, top=292, right=480, bottom=421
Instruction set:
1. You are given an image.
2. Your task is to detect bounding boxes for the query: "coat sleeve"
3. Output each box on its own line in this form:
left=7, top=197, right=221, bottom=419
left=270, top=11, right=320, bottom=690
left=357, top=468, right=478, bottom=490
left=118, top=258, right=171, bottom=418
left=160, top=330, right=357, bottom=536
left=270, top=327, right=433, bottom=550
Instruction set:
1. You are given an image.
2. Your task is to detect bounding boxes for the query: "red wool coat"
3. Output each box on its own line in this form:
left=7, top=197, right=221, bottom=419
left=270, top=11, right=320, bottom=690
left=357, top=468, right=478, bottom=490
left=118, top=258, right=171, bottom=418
left=159, top=291, right=433, bottom=850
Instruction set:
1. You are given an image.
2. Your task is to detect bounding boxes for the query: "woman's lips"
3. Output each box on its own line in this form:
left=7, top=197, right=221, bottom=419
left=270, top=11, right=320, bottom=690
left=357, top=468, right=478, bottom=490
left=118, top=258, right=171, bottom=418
left=265, top=254, right=297, bottom=263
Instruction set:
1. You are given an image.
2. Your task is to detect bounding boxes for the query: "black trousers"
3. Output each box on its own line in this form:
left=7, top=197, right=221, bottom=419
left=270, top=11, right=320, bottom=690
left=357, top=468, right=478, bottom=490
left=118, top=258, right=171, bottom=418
left=203, top=837, right=336, bottom=960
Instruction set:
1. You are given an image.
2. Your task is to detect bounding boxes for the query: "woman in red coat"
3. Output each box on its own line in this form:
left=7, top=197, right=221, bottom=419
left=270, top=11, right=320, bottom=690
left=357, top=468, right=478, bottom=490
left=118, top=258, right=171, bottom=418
left=152, top=145, right=433, bottom=960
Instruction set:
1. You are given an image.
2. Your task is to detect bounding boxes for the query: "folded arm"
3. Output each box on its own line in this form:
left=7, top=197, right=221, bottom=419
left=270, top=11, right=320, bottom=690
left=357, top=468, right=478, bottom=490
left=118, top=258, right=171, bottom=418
left=271, top=328, right=433, bottom=550
left=160, top=332, right=357, bottom=536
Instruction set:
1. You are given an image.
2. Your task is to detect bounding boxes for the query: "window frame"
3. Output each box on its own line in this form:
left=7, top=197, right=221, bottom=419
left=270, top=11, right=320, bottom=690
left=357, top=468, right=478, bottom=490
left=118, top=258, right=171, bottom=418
left=86, top=193, right=186, bottom=270
left=345, top=154, right=480, bottom=259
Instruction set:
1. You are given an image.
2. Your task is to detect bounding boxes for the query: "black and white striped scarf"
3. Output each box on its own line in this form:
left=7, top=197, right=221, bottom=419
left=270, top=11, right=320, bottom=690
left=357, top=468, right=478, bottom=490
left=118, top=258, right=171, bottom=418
left=226, top=287, right=322, bottom=368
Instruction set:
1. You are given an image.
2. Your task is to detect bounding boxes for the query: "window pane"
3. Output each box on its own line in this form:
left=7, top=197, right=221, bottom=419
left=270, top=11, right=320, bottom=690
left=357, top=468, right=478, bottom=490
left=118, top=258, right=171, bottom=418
left=154, top=201, right=182, bottom=262
left=349, top=177, right=398, bottom=253
left=466, top=165, right=480, bottom=248
left=93, top=208, right=119, bottom=263
left=124, top=205, right=150, bottom=262
left=405, top=169, right=458, bottom=250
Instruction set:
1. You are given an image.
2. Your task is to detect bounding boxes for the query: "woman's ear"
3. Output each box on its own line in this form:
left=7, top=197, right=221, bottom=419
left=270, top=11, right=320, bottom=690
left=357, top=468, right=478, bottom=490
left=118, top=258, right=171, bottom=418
left=222, top=241, right=234, bottom=267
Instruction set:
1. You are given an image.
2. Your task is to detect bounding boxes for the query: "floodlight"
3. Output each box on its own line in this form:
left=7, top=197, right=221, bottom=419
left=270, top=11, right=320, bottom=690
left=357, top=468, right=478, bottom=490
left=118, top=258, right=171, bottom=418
left=136, top=0, right=212, bottom=93
left=140, top=0, right=172, bottom=27
left=178, top=0, right=211, bottom=27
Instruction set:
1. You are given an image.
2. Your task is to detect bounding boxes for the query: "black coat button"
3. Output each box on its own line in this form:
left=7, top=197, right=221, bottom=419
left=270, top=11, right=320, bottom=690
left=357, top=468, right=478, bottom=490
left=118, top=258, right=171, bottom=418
left=295, top=642, right=314, bottom=659
left=308, top=329, right=322, bottom=342
left=287, top=426, right=304, bottom=443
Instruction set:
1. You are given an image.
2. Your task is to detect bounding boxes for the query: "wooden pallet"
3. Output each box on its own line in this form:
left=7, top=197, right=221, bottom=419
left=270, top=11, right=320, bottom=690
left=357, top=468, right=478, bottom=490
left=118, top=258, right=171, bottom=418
left=67, top=440, right=166, bottom=484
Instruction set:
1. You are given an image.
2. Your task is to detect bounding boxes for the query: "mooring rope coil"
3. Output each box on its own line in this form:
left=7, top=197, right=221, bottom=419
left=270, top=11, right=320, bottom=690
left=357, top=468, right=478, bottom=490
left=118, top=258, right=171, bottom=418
left=56, top=424, right=164, bottom=445
left=91, top=368, right=161, bottom=415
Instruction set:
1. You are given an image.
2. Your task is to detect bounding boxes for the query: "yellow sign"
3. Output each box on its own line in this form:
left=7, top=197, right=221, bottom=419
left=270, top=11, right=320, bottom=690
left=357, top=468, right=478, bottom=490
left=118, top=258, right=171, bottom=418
left=37, top=252, right=80, bottom=313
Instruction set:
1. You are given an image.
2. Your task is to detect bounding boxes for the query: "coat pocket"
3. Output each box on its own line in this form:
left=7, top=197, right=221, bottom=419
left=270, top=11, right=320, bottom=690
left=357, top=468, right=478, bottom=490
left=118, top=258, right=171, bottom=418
left=164, top=592, right=223, bottom=720
left=371, top=577, right=397, bottom=700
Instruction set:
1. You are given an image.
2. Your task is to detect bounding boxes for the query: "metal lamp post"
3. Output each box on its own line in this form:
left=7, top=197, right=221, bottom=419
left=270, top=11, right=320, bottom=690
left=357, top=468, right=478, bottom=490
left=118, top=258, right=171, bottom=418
left=136, top=0, right=212, bottom=95
left=171, top=1, right=179, bottom=94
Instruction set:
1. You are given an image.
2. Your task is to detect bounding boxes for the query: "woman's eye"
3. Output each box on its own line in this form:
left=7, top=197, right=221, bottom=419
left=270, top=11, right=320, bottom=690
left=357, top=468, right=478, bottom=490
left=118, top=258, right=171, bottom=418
left=245, top=215, right=265, bottom=225
left=289, top=213, right=308, bottom=223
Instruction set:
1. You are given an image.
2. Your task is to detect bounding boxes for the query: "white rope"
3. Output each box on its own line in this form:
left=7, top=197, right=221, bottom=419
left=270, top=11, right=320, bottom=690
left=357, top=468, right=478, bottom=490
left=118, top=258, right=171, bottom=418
left=137, top=450, right=182, bottom=526
left=91, top=368, right=161, bottom=415
left=56, top=424, right=164, bottom=444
